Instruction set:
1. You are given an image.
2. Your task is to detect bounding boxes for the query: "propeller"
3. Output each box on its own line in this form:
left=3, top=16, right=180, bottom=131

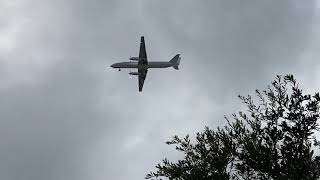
left=129, top=55, right=134, bottom=78
left=129, top=56, right=132, bottom=78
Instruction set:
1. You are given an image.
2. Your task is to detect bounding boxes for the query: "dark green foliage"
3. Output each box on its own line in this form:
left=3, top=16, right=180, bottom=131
left=146, top=75, right=320, bottom=180
left=145, top=127, right=236, bottom=180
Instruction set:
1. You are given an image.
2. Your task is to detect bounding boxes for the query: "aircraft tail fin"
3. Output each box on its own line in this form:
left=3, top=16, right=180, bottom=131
left=169, top=54, right=181, bottom=70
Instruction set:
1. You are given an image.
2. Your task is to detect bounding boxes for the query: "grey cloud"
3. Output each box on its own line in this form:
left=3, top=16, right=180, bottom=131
left=0, top=1, right=318, bottom=180
left=142, top=1, right=316, bottom=96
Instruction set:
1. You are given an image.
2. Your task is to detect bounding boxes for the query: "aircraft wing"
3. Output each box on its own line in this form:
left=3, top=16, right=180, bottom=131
left=138, top=69, right=147, bottom=92
left=138, top=36, right=148, bottom=92
left=138, top=36, right=148, bottom=64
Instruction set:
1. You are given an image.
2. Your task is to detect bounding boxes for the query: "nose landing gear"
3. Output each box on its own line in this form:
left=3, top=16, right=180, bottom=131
left=118, top=68, right=121, bottom=71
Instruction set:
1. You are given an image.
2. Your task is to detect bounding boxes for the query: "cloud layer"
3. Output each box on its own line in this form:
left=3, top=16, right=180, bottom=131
left=0, top=1, right=318, bottom=179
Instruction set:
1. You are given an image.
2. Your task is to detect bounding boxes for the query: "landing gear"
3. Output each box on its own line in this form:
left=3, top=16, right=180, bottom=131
left=118, top=68, right=121, bottom=71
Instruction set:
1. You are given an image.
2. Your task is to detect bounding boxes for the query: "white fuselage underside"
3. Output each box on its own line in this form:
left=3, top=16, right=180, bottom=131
left=111, top=61, right=172, bottom=69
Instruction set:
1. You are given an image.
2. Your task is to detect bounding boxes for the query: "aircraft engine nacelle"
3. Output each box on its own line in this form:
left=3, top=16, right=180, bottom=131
left=129, top=57, right=141, bottom=61
left=129, top=72, right=140, bottom=76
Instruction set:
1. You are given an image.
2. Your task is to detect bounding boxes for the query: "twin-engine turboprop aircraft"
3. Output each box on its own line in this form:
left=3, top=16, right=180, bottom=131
left=110, top=36, right=181, bottom=92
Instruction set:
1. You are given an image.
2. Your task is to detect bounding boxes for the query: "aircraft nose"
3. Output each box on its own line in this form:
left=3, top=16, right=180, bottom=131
left=110, top=64, right=115, bottom=68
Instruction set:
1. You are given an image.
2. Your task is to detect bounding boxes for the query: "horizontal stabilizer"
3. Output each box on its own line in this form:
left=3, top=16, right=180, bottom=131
left=170, top=54, right=181, bottom=70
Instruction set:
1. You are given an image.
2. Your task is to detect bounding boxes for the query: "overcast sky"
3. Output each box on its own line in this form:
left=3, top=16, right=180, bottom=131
left=0, top=1, right=320, bottom=180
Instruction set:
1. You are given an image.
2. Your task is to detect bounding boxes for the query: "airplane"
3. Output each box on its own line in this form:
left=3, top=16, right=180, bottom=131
left=110, top=36, right=181, bottom=92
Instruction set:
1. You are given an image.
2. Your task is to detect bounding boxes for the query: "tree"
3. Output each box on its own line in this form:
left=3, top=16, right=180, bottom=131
left=145, top=127, right=236, bottom=180
left=146, top=75, right=320, bottom=180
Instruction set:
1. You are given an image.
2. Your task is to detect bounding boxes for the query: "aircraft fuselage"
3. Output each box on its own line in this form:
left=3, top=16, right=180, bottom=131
left=111, top=61, right=173, bottom=69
